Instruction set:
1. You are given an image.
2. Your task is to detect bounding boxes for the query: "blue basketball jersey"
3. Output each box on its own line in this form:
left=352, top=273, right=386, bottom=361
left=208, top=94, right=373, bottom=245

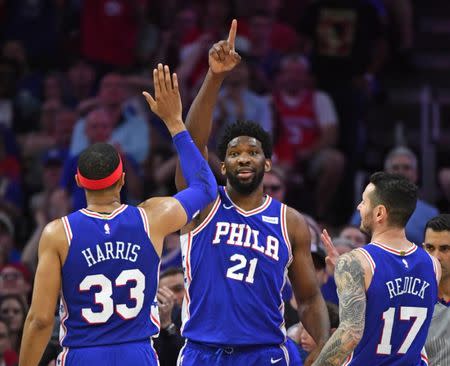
left=344, top=243, right=439, bottom=366
left=59, top=204, right=160, bottom=348
left=180, top=186, right=292, bottom=346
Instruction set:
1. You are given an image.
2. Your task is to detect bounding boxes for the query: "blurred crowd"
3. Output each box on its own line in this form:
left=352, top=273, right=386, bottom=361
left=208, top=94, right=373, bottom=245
left=0, top=0, right=448, bottom=365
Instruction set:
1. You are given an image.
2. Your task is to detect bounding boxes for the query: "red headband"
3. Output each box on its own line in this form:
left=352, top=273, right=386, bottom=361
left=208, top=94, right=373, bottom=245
left=77, top=157, right=123, bottom=190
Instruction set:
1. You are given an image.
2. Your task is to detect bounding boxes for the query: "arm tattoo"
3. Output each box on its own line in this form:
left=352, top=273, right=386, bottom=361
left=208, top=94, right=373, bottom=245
left=312, top=252, right=366, bottom=366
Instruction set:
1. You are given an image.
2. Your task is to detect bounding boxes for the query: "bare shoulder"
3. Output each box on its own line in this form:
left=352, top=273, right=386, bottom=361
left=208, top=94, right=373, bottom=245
left=40, top=218, right=68, bottom=258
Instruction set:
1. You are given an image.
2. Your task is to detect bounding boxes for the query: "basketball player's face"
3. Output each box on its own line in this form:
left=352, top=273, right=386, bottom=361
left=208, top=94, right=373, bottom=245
left=222, top=136, right=270, bottom=195
left=357, top=184, right=376, bottom=237
left=424, top=228, right=450, bottom=279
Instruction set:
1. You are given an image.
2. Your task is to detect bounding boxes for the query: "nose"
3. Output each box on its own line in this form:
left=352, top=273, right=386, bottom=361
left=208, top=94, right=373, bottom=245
left=237, top=153, right=250, bottom=164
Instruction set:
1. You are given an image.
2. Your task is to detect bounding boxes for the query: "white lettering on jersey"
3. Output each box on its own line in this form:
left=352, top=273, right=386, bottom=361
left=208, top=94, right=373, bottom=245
left=81, top=242, right=142, bottom=267
left=386, top=277, right=430, bottom=299
left=212, top=221, right=280, bottom=260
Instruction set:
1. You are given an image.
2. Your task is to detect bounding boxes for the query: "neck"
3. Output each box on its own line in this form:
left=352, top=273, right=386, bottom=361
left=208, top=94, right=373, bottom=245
left=226, top=183, right=265, bottom=211
left=439, top=276, right=450, bottom=301
left=371, top=226, right=412, bottom=248
left=85, top=192, right=121, bottom=213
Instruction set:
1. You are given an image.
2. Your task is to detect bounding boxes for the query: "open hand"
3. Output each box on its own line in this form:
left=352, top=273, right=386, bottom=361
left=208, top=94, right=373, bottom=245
left=321, top=229, right=339, bottom=274
left=209, top=19, right=241, bottom=74
left=142, top=64, right=183, bottom=135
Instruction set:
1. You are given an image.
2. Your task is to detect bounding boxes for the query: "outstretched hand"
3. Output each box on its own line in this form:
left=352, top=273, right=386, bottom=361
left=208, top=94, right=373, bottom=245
left=321, top=229, right=339, bottom=275
left=142, top=64, right=183, bottom=135
left=209, top=19, right=241, bottom=74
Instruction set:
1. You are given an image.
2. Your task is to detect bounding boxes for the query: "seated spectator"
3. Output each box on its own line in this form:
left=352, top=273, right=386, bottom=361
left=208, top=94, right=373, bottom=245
left=0, top=213, right=21, bottom=264
left=65, top=58, right=96, bottom=108
left=0, top=317, right=18, bottom=366
left=61, top=108, right=142, bottom=210
left=154, top=267, right=185, bottom=366
left=70, top=73, right=150, bottom=163
left=22, top=148, right=69, bottom=273
left=0, top=294, right=27, bottom=354
left=0, top=264, right=32, bottom=304
left=299, top=302, right=339, bottom=361
left=350, top=146, right=439, bottom=244
left=211, top=60, right=273, bottom=146
left=160, top=233, right=182, bottom=273
left=272, top=55, right=344, bottom=222
left=339, top=225, right=368, bottom=248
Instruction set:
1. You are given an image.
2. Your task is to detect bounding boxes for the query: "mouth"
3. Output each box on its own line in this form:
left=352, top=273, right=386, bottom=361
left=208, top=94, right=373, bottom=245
left=236, top=169, right=254, bottom=179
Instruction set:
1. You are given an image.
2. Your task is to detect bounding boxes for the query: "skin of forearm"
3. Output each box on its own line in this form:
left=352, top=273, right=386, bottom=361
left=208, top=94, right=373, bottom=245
left=298, top=294, right=330, bottom=346
left=19, top=316, right=54, bottom=366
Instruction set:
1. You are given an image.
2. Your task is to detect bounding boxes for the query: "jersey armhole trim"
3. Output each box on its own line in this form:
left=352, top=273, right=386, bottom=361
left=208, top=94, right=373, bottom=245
left=356, top=247, right=376, bottom=275
left=61, top=216, right=72, bottom=246
left=191, top=195, right=221, bottom=236
left=137, top=207, right=151, bottom=240
left=280, top=204, right=293, bottom=265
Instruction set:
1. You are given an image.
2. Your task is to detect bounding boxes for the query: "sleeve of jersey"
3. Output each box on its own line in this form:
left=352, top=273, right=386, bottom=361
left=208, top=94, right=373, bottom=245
left=172, top=130, right=218, bottom=221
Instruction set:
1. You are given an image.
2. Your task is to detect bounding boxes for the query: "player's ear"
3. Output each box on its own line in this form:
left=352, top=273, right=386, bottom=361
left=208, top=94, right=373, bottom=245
left=220, top=162, right=226, bottom=176
left=75, top=174, right=82, bottom=188
left=264, top=159, right=272, bottom=173
left=119, top=172, right=125, bottom=187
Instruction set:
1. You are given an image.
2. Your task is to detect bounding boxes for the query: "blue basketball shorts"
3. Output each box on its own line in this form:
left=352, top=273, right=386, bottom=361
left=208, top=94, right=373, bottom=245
left=57, top=340, right=159, bottom=366
left=177, top=340, right=290, bottom=366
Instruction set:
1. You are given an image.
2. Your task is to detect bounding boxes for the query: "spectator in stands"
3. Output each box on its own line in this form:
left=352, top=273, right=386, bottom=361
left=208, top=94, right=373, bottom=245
left=153, top=268, right=185, bottom=366
left=70, top=73, right=150, bottom=163
left=300, top=302, right=339, bottom=360
left=339, top=225, right=368, bottom=248
left=22, top=148, right=69, bottom=273
left=0, top=317, right=19, bottom=366
left=0, top=294, right=27, bottom=354
left=80, top=0, right=149, bottom=69
left=65, top=58, right=96, bottom=108
left=62, top=107, right=143, bottom=210
left=273, top=55, right=344, bottom=222
left=0, top=264, right=32, bottom=303
left=0, top=213, right=21, bottom=264
left=350, top=146, right=439, bottom=244
left=160, top=233, right=182, bottom=273
left=212, top=59, right=273, bottom=144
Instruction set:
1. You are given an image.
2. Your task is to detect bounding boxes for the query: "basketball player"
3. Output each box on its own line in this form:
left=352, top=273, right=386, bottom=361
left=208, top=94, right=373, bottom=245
left=423, top=214, right=450, bottom=365
left=174, top=20, right=330, bottom=366
left=313, top=172, right=440, bottom=366
left=19, top=65, right=217, bottom=366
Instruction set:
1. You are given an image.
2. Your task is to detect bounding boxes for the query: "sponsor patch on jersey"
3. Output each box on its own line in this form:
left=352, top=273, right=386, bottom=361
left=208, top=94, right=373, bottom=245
left=262, top=215, right=279, bottom=224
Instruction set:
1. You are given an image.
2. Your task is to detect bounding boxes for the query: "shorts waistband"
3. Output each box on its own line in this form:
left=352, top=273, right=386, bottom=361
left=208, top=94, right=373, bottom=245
left=186, top=340, right=280, bottom=355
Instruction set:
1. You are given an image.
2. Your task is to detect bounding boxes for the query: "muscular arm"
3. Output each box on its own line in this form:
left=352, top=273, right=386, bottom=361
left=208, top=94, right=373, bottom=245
left=175, top=19, right=240, bottom=191
left=312, top=252, right=367, bottom=366
left=19, top=220, right=66, bottom=366
left=287, top=207, right=330, bottom=361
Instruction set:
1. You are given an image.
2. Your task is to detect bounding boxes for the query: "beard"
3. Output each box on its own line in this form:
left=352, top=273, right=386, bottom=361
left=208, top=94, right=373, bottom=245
left=360, top=214, right=373, bottom=238
left=226, top=168, right=265, bottom=195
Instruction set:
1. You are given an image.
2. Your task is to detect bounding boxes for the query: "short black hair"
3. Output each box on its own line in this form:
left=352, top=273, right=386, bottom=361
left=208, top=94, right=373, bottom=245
left=425, top=214, right=450, bottom=232
left=369, top=171, right=418, bottom=227
left=77, top=143, right=120, bottom=187
left=160, top=267, right=184, bottom=280
left=217, top=120, right=272, bottom=161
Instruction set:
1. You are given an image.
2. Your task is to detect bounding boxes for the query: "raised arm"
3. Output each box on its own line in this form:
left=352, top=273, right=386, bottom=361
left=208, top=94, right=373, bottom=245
left=141, top=64, right=217, bottom=254
left=287, top=207, right=330, bottom=366
left=19, top=220, right=66, bottom=366
left=312, top=251, right=367, bottom=366
left=175, top=19, right=241, bottom=191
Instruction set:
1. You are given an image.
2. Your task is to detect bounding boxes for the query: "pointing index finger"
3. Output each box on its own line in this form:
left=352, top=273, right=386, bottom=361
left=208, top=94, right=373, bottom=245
left=227, top=19, right=237, bottom=50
